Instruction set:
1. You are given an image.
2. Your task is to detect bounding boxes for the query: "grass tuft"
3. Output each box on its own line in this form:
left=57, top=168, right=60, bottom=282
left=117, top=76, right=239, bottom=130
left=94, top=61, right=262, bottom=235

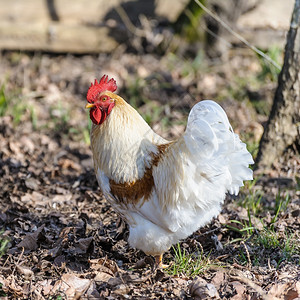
left=167, top=243, right=213, bottom=277
left=257, top=46, right=282, bottom=82
left=0, top=83, right=37, bottom=127
left=227, top=182, right=299, bottom=267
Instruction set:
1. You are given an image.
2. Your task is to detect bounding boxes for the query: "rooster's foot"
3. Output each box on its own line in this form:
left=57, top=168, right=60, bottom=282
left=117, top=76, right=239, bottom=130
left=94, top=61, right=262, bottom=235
left=154, top=254, right=168, bottom=269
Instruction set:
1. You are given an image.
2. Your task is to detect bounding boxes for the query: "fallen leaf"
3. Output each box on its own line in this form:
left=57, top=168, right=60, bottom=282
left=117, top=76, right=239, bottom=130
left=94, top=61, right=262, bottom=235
left=211, top=234, right=223, bottom=251
left=108, top=277, right=123, bottom=287
left=16, top=265, right=34, bottom=280
left=25, top=177, right=40, bottom=191
left=9, top=141, right=20, bottom=154
left=76, top=236, right=94, bottom=253
left=218, top=214, right=227, bottom=224
left=285, top=286, right=299, bottom=300
left=189, top=277, right=220, bottom=299
left=53, top=273, right=94, bottom=298
left=112, top=284, right=130, bottom=296
left=134, top=258, right=147, bottom=269
left=0, top=275, right=24, bottom=297
left=94, top=272, right=113, bottom=283
left=52, top=194, right=72, bottom=204
left=231, top=281, right=246, bottom=300
left=89, top=258, right=119, bottom=275
left=37, top=279, right=53, bottom=296
left=211, top=270, right=226, bottom=289
left=268, top=282, right=300, bottom=300
left=19, top=136, right=35, bottom=153
left=17, top=225, right=45, bottom=251
left=58, top=158, right=81, bottom=171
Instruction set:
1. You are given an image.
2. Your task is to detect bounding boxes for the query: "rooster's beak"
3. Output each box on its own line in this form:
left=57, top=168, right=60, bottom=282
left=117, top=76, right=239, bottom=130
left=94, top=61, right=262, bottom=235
left=85, top=103, right=95, bottom=109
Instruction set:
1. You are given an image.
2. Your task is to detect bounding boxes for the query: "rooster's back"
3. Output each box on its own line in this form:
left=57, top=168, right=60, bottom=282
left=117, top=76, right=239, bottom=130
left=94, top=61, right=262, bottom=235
left=126, top=100, right=253, bottom=256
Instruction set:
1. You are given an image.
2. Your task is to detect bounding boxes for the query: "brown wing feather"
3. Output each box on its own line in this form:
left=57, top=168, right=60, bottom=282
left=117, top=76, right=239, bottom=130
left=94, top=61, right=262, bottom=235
left=109, top=142, right=173, bottom=205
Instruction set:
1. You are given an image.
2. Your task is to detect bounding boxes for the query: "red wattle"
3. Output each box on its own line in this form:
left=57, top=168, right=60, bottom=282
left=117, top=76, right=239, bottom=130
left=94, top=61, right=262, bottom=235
left=90, top=106, right=102, bottom=125
left=100, top=110, right=107, bottom=124
left=107, top=103, right=115, bottom=114
left=90, top=106, right=113, bottom=125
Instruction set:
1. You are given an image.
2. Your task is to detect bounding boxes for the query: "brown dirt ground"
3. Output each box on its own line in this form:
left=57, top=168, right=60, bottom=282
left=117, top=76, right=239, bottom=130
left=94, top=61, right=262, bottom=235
left=0, top=50, right=299, bottom=299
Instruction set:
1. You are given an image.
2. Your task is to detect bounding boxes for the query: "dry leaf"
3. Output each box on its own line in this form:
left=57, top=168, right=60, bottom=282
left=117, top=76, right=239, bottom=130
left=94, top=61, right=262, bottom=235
left=58, top=158, right=81, bottom=171
left=94, top=272, right=113, bottom=283
left=190, top=277, right=220, bottom=299
left=17, top=225, right=45, bottom=251
left=16, top=265, right=34, bottom=280
left=108, top=277, right=123, bottom=287
left=231, top=281, right=246, bottom=300
left=112, top=284, right=130, bottom=296
left=25, top=177, right=40, bottom=190
left=77, top=237, right=93, bottom=252
left=54, top=274, right=93, bottom=298
left=89, top=258, right=119, bottom=275
left=211, top=270, right=226, bottom=289
left=268, top=282, right=300, bottom=299
left=38, top=279, right=54, bottom=296
left=19, top=136, right=35, bottom=153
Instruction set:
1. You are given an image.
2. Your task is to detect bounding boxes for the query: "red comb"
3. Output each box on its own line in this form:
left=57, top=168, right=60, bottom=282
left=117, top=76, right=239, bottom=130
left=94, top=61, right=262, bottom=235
left=87, top=75, right=117, bottom=103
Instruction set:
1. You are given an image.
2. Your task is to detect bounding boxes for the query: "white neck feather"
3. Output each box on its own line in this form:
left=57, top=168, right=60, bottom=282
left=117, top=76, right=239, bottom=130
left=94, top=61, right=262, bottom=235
left=91, top=102, right=166, bottom=183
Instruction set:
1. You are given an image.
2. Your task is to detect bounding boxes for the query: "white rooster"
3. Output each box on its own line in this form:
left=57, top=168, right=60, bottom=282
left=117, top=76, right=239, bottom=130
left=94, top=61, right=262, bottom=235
left=86, top=75, right=254, bottom=267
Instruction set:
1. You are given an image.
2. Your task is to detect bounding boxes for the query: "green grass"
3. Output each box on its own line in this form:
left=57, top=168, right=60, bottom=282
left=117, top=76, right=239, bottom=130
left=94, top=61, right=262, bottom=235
left=213, top=46, right=282, bottom=118
left=167, top=243, right=213, bottom=277
left=0, top=283, right=7, bottom=297
left=228, top=223, right=299, bottom=267
left=272, top=193, right=290, bottom=224
left=0, top=81, right=92, bottom=144
left=255, top=229, right=299, bottom=264
left=166, top=51, right=205, bottom=80
left=257, top=46, right=282, bottom=82
left=238, top=189, right=263, bottom=216
left=174, top=0, right=205, bottom=43
left=142, top=101, right=166, bottom=126
left=48, top=294, right=65, bottom=300
left=227, top=182, right=299, bottom=266
left=226, top=219, right=256, bottom=244
left=0, top=84, right=7, bottom=116
left=49, top=101, right=70, bottom=131
left=0, top=231, right=9, bottom=258
left=0, top=83, right=37, bottom=128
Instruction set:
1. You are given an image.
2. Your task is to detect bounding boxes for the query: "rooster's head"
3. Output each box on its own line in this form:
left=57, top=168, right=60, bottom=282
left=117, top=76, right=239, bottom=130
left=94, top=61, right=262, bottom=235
left=86, top=75, right=117, bottom=125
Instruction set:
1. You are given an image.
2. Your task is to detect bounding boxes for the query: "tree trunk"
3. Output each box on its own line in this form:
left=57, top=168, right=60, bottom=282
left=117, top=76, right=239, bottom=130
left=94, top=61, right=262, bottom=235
left=256, top=0, right=300, bottom=169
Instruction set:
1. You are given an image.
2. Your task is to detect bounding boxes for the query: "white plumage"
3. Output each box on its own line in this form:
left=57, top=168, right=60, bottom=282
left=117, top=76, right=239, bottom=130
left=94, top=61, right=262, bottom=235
left=92, top=98, right=253, bottom=257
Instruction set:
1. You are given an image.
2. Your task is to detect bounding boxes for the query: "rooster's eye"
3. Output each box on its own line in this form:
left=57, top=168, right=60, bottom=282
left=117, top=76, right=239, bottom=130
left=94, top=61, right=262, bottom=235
left=102, top=97, right=107, bottom=102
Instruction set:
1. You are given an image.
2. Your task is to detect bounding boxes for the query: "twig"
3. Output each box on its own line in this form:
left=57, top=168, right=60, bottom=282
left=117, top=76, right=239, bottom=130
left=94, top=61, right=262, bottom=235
left=12, top=247, right=24, bottom=275
left=115, top=5, right=145, bottom=37
left=194, top=0, right=281, bottom=70
left=198, top=241, right=204, bottom=255
left=241, top=241, right=252, bottom=269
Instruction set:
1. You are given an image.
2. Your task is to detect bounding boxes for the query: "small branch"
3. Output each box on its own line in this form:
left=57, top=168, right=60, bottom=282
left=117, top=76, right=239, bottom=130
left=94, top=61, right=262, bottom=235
left=115, top=5, right=145, bottom=38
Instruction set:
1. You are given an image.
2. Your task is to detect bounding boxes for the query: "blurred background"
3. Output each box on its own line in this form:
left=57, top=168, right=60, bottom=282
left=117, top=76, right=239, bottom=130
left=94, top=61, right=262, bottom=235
left=0, top=0, right=297, bottom=189
left=0, top=0, right=294, bottom=147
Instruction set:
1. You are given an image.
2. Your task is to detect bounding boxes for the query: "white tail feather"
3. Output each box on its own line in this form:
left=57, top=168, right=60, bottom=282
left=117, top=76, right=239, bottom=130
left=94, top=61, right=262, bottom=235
left=185, top=100, right=254, bottom=196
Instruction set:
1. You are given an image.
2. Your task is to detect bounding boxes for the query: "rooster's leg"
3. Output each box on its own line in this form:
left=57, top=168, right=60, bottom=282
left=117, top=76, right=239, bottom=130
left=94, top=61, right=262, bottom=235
left=154, top=254, right=168, bottom=269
